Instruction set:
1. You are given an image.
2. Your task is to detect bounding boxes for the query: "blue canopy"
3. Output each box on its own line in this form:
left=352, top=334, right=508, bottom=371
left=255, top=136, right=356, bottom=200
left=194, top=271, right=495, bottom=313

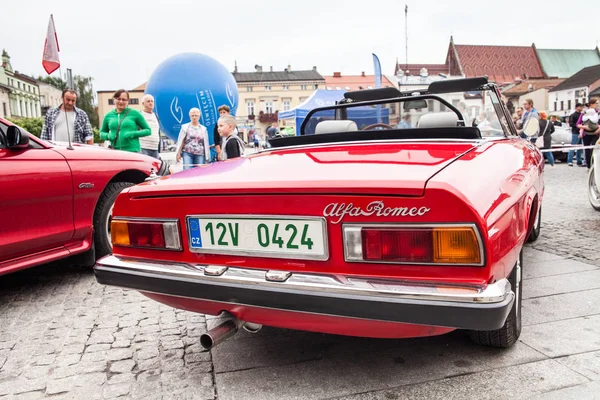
left=279, top=89, right=389, bottom=135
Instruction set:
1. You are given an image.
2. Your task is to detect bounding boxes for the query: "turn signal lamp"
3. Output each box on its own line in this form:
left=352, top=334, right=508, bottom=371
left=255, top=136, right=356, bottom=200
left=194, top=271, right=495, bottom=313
left=344, top=225, right=483, bottom=266
left=111, top=219, right=181, bottom=250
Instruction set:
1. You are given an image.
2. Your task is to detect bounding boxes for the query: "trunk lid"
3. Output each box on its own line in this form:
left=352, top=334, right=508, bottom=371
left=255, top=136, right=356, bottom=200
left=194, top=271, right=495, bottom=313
left=130, top=142, right=477, bottom=197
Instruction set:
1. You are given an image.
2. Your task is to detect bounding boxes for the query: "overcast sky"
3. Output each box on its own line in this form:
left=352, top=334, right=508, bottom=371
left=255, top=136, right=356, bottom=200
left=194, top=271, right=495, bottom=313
left=2, top=0, right=598, bottom=93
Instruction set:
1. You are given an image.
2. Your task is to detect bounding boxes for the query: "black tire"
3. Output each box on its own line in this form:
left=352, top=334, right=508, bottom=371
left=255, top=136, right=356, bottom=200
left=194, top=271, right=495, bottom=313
left=93, top=182, right=135, bottom=259
left=527, top=206, right=541, bottom=243
left=588, top=164, right=600, bottom=211
left=469, top=250, right=522, bottom=348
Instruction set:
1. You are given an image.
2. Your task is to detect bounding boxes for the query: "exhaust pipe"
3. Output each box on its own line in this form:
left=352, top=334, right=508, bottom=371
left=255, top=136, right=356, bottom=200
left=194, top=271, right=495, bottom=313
left=200, top=313, right=262, bottom=350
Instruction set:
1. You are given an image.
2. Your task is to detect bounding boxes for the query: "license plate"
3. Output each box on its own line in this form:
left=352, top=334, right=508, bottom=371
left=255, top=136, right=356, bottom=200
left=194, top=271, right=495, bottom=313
left=186, top=216, right=328, bottom=260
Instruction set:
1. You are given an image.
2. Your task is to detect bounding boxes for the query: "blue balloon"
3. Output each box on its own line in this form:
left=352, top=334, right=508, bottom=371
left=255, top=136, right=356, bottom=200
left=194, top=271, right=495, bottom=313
left=145, top=53, right=238, bottom=151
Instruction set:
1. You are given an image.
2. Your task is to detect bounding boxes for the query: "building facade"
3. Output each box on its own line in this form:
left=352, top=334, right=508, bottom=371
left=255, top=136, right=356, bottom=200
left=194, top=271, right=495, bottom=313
left=0, top=50, right=41, bottom=118
left=233, top=65, right=325, bottom=136
left=0, top=83, right=10, bottom=118
left=37, top=81, right=63, bottom=114
left=549, top=64, right=600, bottom=118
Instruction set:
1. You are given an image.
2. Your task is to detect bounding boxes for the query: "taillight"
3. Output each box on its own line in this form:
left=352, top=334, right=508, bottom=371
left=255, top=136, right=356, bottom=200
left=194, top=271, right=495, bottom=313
left=111, top=219, right=181, bottom=250
left=344, top=225, right=482, bottom=266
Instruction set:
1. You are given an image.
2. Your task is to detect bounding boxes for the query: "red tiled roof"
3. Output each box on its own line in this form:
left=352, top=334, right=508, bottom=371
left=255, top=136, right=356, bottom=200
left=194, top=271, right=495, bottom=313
left=502, top=78, right=565, bottom=96
left=324, top=74, right=395, bottom=91
left=454, top=44, right=545, bottom=83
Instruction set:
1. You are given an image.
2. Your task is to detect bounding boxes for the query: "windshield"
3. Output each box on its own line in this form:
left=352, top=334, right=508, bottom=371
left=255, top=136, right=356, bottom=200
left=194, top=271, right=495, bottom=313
left=299, top=89, right=510, bottom=138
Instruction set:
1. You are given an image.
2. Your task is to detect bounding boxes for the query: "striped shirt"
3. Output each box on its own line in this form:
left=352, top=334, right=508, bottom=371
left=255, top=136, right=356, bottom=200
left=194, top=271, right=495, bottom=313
left=139, top=110, right=160, bottom=151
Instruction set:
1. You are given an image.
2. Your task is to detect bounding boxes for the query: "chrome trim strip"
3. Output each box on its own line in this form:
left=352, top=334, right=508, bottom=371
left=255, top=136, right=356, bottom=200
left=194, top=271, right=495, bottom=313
left=261, top=138, right=485, bottom=155
left=342, top=223, right=486, bottom=267
left=96, top=255, right=509, bottom=304
left=185, top=214, right=329, bottom=261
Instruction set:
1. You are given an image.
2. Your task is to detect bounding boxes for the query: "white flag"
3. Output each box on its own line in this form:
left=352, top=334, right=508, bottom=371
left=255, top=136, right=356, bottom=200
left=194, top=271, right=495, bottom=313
left=42, top=15, right=60, bottom=74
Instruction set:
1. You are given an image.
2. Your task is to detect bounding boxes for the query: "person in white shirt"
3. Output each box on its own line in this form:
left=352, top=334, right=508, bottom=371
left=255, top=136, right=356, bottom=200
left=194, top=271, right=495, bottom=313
left=139, top=94, right=160, bottom=158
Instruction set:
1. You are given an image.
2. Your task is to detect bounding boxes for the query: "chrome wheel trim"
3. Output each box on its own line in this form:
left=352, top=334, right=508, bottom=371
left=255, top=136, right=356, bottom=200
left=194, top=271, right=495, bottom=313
left=106, top=203, right=114, bottom=250
left=588, top=165, right=600, bottom=209
left=515, top=258, right=521, bottom=316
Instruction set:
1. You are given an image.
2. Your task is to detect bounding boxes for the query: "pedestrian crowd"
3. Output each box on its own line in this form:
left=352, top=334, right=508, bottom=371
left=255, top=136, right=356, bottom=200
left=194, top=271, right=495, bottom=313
left=513, top=97, right=600, bottom=168
left=41, top=88, right=252, bottom=170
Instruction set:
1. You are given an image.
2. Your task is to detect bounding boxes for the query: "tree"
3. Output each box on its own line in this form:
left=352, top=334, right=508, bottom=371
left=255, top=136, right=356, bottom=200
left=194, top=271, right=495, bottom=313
left=73, top=75, right=99, bottom=128
left=37, top=74, right=99, bottom=128
left=37, top=75, right=67, bottom=90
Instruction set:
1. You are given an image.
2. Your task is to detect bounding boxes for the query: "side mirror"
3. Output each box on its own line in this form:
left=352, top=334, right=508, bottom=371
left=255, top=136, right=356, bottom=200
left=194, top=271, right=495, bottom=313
left=6, top=126, right=29, bottom=149
left=522, top=118, right=539, bottom=137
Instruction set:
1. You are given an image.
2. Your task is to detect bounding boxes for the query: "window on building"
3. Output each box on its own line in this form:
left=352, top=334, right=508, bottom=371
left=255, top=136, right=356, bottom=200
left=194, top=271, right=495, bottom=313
left=560, top=101, right=564, bottom=110
left=247, top=86, right=253, bottom=92
left=568, top=100, right=572, bottom=111
left=554, top=102, right=557, bottom=112
left=2, top=103, right=6, bottom=117
left=247, top=100, right=255, bottom=116
left=299, top=97, right=308, bottom=103
left=129, top=99, right=139, bottom=105
left=18, top=82, right=21, bottom=89
left=265, top=101, right=274, bottom=113
left=283, top=85, right=289, bottom=91
left=300, top=85, right=307, bottom=90
left=283, top=99, right=291, bottom=111
left=265, top=85, right=271, bottom=91
left=313, top=84, right=318, bottom=89
left=108, top=99, right=114, bottom=105
left=33, top=87, right=36, bottom=94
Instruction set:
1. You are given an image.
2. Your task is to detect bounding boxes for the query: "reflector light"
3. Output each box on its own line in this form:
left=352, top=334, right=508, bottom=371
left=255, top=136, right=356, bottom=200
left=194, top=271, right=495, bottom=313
left=111, top=220, right=130, bottom=247
left=346, top=225, right=482, bottom=266
left=128, top=222, right=165, bottom=248
left=433, top=227, right=481, bottom=264
left=111, top=219, right=181, bottom=250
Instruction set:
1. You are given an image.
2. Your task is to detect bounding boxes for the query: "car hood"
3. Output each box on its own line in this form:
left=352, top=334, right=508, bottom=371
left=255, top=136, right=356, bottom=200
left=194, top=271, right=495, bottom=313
left=50, top=142, right=157, bottom=163
left=129, top=142, right=478, bottom=197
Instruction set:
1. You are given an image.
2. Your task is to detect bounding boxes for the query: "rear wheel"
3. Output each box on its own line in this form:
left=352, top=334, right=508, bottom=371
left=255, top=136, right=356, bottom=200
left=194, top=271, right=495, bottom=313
left=588, top=164, right=600, bottom=211
left=469, top=251, right=522, bottom=348
left=527, top=206, right=541, bottom=242
left=93, top=182, right=135, bottom=259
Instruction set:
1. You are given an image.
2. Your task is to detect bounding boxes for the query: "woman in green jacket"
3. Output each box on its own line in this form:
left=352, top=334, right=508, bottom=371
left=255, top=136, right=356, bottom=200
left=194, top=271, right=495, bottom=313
left=100, top=89, right=151, bottom=152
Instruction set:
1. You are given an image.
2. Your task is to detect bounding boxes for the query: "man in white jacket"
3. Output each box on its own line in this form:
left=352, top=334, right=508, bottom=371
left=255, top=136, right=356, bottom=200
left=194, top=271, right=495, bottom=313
left=139, top=94, right=161, bottom=158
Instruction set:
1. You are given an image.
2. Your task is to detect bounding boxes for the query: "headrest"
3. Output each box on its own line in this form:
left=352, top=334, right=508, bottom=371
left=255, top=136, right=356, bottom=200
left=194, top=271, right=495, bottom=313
left=417, top=112, right=459, bottom=128
left=315, top=120, right=358, bottom=134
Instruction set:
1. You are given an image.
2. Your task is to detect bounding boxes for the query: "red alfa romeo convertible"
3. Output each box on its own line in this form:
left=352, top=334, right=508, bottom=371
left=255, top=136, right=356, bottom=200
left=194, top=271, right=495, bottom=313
left=94, top=77, right=544, bottom=349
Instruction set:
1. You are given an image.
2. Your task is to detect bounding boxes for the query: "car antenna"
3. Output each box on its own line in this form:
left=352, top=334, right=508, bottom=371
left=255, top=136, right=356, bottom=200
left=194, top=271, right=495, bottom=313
left=63, top=103, right=74, bottom=150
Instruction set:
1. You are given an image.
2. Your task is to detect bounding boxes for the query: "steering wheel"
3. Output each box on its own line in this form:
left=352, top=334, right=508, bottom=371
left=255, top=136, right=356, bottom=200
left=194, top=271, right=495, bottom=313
left=362, top=123, right=395, bottom=130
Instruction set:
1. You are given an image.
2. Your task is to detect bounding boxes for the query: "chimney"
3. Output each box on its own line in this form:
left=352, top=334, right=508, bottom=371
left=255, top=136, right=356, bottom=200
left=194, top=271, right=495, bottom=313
left=287, top=64, right=291, bottom=72
left=333, top=72, right=341, bottom=78
left=312, top=66, right=317, bottom=71
left=270, top=66, right=273, bottom=72
left=234, top=60, right=238, bottom=73
left=254, top=64, right=263, bottom=73
left=361, top=71, right=365, bottom=77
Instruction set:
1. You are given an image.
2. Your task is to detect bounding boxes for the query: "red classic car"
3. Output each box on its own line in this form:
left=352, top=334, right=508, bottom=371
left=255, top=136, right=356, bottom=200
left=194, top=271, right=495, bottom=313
left=94, top=77, right=544, bottom=349
left=0, top=117, right=167, bottom=276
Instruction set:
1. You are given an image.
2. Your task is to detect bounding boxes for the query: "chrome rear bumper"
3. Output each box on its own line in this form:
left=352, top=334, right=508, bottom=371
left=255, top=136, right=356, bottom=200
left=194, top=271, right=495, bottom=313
left=95, top=255, right=514, bottom=331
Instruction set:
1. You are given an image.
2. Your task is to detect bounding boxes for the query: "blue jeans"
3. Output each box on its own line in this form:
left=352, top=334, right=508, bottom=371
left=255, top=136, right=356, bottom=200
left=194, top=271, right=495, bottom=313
left=182, top=151, right=205, bottom=170
left=141, top=148, right=159, bottom=159
left=567, top=133, right=583, bottom=165
left=543, top=150, right=555, bottom=166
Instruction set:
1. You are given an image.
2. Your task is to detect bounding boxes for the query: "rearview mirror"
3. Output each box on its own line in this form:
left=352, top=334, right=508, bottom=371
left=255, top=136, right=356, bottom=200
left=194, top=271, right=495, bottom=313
left=403, top=100, right=429, bottom=110
left=6, top=126, right=29, bottom=149
left=522, top=118, right=539, bottom=137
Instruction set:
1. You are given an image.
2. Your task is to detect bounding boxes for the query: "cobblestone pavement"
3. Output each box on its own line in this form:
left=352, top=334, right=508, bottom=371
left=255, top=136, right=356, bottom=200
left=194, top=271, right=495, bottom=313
left=1, top=163, right=600, bottom=399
